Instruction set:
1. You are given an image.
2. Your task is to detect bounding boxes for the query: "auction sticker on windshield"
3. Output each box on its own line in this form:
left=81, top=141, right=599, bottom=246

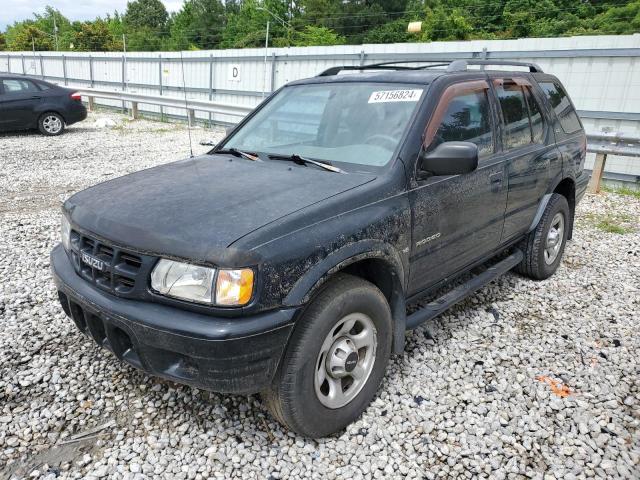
left=368, top=89, right=423, bottom=103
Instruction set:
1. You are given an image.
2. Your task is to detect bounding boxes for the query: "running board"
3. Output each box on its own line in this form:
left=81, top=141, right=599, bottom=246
left=406, top=250, right=524, bottom=330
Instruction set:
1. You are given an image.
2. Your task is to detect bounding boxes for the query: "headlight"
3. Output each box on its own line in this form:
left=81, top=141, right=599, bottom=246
left=150, top=260, right=254, bottom=307
left=215, top=269, right=254, bottom=306
left=151, top=259, right=216, bottom=304
left=61, top=215, right=71, bottom=250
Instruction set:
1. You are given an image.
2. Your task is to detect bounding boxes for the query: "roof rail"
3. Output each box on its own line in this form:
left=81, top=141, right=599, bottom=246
left=317, top=61, right=454, bottom=77
left=318, top=59, right=544, bottom=77
left=446, top=60, right=543, bottom=73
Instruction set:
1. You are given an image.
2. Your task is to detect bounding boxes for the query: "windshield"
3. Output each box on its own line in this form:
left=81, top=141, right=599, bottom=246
left=223, top=82, right=425, bottom=169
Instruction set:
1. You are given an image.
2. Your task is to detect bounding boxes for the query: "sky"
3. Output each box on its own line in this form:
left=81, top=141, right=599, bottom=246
left=1, top=0, right=184, bottom=30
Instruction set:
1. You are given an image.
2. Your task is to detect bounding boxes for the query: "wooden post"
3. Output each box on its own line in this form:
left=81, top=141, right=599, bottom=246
left=588, top=153, right=607, bottom=193
left=130, top=101, right=139, bottom=120
left=88, top=96, right=95, bottom=112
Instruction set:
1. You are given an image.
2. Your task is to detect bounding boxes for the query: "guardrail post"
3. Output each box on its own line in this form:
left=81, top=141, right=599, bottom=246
left=62, top=55, right=68, bottom=85
left=39, top=55, right=44, bottom=79
left=359, top=50, right=365, bottom=66
left=588, top=153, right=608, bottom=193
left=88, top=96, right=95, bottom=112
left=6, top=54, right=10, bottom=73
left=130, top=101, right=139, bottom=120
left=21, top=54, right=25, bottom=74
left=187, top=108, right=196, bottom=127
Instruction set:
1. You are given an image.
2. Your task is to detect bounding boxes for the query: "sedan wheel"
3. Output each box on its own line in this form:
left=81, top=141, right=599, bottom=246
left=39, top=113, right=65, bottom=136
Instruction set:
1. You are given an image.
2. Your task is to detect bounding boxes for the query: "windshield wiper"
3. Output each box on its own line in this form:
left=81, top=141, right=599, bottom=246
left=268, top=154, right=345, bottom=174
left=214, top=148, right=261, bottom=162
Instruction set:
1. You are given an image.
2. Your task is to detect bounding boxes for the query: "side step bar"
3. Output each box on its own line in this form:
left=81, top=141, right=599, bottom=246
left=406, top=250, right=524, bottom=330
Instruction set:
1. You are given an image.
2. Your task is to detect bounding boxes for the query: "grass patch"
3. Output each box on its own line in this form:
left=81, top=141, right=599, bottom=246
left=583, top=213, right=635, bottom=234
left=594, top=219, right=631, bottom=234
left=601, top=185, right=640, bottom=199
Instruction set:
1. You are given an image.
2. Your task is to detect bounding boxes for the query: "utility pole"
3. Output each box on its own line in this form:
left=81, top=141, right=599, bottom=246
left=53, top=15, right=59, bottom=51
left=263, top=20, right=269, bottom=98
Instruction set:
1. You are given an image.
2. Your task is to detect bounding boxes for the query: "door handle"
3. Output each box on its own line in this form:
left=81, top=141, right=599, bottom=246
left=489, top=172, right=503, bottom=192
left=31, top=96, right=42, bottom=99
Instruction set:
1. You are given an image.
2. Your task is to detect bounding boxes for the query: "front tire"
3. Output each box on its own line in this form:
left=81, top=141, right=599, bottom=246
left=516, top=193, right=570, bottom=280
left=264, top=274, right=392, bottom=438
left=38, top=112, right=65, bottom=136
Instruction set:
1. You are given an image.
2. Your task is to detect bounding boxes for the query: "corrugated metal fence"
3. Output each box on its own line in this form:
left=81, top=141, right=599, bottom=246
left=2, top=34, right=640, bottom=182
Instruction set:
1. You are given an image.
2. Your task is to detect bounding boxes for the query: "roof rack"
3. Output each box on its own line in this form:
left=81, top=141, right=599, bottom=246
left=317, top=59, right=543, bottom=77
left=317, top=61, right=454, bottom=77
left=446, top=59, right=543, bottom=73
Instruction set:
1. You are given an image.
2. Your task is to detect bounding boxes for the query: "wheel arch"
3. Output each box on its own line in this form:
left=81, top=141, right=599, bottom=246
left=38, top=109, right=67, bottom=124
left=529, top=176, right=576, bottom=239
left=283, top=241, right=407, bottom=354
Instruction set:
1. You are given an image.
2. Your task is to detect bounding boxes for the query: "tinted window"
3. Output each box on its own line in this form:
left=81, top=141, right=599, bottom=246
left=2, top=79, right=40, bottom=94
left=539, top=81, right=582, bottom=134
left=496, top=83, right=531, bottom=150
left=430, top=90, right=494, bottom=159
left=525, top=87, right=544, bottom=143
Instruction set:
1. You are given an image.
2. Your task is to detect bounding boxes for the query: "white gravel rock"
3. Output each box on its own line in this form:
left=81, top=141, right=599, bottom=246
left=0, top=112, right=639, bottom=479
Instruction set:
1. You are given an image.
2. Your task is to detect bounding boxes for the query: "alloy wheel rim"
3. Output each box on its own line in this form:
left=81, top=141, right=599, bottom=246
left=314, top=312, right=377, bottom=409
left=43, top=115, right=62, bottom=133
left=544, top=212, right=565, bottom=265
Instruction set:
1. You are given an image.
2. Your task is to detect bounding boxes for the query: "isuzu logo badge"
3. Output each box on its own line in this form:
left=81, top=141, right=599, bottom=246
left=81, top=251, right=104, bottom=271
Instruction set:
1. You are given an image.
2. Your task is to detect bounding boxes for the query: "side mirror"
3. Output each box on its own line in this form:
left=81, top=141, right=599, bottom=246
left=419, top=141, right=479, bottom=176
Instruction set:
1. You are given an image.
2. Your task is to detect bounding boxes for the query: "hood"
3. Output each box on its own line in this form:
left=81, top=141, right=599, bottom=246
left=64, top=155, right=375, bottom=265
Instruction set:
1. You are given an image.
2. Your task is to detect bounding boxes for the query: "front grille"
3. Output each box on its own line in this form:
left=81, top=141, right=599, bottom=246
left=68, top=230, right=148, bottom=297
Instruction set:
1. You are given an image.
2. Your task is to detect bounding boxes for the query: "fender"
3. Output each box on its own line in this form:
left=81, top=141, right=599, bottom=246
left=527, top=193, right=552, bottom=233
left=528, top=175, right=577, bottom=235
left=283, top=239, right=407, bottom=354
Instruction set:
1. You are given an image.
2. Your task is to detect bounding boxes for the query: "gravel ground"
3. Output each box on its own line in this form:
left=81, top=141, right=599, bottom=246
left=1, top=112, right=639, bottom=479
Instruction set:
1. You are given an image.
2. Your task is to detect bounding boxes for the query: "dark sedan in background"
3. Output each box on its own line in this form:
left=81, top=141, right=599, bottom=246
left=0, top=75, right=87, bottom=135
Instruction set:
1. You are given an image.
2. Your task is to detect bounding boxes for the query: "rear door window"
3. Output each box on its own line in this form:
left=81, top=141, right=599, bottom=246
left=539, top=81, right=582, bottom=134
left=524, top=88, right=545, bottom=143
left=495, top=83, right=532, bottom=150
left=2, top=79, right=40, bottom=94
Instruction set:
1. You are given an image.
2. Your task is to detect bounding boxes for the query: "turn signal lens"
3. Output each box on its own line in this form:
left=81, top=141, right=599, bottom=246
left=61, top=215, right=71, bottom=251
left=215, top=269, right=254, bottom=306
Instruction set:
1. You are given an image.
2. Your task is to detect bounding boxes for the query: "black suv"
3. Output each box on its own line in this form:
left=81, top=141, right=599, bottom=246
left=0, top=75, right=87, bottom=135
left=51, top=60, right=588, bottom=437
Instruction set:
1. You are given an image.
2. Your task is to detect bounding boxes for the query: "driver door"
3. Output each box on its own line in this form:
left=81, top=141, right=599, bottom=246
left=408, top=79, right=508, bottom=295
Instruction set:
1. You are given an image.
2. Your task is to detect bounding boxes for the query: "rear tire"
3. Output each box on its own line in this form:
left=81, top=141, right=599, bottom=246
left=516, top=193, right=570, bottom=280
left=263, top=274, right=392, bottom=438
left=38, top=112, right=65, bottom=136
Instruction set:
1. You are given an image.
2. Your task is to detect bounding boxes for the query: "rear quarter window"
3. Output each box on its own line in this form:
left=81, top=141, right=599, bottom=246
left=539, top=81, right=582, bottom=134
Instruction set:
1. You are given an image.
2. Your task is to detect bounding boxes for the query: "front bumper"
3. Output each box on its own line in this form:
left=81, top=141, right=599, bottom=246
left=51, top=244, right=296, bottom=394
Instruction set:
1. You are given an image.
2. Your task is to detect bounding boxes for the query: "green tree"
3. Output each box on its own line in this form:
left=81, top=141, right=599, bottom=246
left=290, top=26, right=345, bottom=46
left=124, top=0, right=168, bottom=30
left=73, top=20, right=122, bottom=51
left=0, top=33, right=6, bottom=51
left=6, top=24, right=54, bottom=51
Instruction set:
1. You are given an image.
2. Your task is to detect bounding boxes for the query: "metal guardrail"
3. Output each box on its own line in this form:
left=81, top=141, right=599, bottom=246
left=75, top=87, right=639, bottom=191
left=586, top=133, right=640, bottom=193
left=77, top=87, right=253, bottom=124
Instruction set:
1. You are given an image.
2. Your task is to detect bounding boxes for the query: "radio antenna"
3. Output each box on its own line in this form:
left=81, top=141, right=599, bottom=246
left=180, top=50, right=194, bottom=158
